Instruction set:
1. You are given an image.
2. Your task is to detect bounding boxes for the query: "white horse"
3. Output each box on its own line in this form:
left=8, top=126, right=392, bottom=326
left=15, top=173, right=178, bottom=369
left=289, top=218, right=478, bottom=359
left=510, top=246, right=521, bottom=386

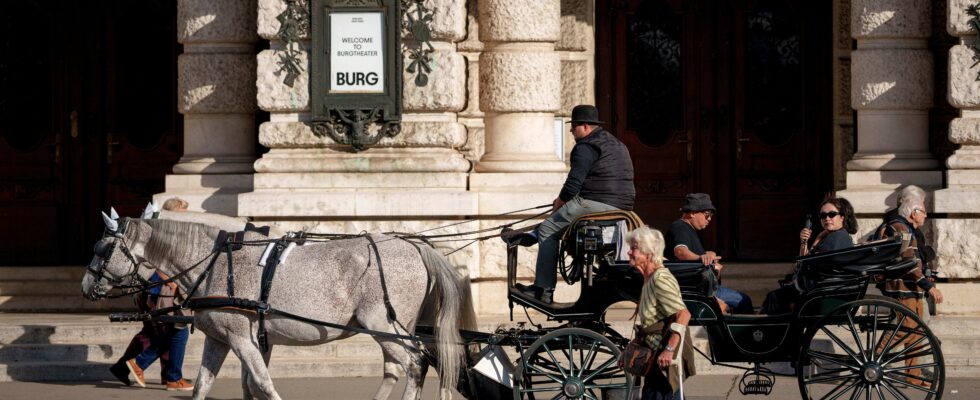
left=81, top=217, right=476, bottom=400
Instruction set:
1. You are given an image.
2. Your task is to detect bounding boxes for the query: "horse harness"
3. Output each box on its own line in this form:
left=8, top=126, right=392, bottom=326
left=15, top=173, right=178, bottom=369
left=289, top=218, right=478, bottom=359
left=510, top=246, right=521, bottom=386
left=151, top=230, right=419, bottom=354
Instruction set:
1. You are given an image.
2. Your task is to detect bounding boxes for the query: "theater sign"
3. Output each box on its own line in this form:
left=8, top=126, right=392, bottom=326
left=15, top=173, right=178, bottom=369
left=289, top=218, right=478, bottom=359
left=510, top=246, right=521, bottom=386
left=312, top=0, right=402, bottom=151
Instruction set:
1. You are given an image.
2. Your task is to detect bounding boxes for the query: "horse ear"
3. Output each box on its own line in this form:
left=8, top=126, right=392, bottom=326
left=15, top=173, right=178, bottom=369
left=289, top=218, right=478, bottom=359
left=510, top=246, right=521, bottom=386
left=102, top=211, right=119, bottom=232
left=140, top=202, right=154, bottom=219
left=109, top=207, right=120, bottom=220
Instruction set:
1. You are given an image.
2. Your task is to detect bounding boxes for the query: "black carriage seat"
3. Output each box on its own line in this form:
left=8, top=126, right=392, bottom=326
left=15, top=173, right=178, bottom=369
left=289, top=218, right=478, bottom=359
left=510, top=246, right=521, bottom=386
left=787, top=236, right=917, bottom=317
left=664, top=261, right=726, bottom=321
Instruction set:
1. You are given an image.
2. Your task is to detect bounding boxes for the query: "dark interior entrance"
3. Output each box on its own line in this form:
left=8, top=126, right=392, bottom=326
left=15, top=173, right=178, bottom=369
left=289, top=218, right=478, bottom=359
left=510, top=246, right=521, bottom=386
left=597, top=0, right=833, bottom=260
left=0, top=1, right=181, bottom=265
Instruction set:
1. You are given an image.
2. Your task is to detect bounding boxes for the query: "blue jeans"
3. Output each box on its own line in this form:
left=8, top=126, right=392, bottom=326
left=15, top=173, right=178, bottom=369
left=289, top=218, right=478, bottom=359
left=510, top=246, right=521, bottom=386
left=533, top=197, right=619, bottom=289
left=135, top=326, right=188, bottom=382
left=716, top=286, right=754, bottom=314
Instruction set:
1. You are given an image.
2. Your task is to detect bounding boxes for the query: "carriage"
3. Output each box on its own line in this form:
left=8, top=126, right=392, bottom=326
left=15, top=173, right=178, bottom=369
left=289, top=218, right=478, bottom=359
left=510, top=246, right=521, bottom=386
left=463, top=211, right=946, bottom=400
left=87, top=209, right=945, bottom=400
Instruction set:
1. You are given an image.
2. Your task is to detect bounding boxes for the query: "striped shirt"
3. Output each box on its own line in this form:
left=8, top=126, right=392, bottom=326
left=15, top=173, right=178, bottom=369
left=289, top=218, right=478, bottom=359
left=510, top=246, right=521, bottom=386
left=639, top=267, right=686, bottom=349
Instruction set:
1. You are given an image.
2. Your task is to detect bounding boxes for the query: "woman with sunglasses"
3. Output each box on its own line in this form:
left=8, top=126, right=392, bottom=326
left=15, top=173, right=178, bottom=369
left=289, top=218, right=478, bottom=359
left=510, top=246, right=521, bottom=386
left=799, top=196, right=858, bottom=256
left=760, top=196, right=856, bottom=314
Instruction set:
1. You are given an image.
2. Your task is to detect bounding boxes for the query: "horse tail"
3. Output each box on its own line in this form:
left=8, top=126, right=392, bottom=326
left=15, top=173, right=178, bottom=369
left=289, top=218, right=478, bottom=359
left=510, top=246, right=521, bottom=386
left=417, top=244, right=477, bottom=391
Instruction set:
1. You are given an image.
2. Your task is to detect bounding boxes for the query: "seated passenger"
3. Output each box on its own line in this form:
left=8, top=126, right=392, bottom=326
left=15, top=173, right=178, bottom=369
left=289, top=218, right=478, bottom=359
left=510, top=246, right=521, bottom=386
left=664, top=193, right=753, bottom=314
left=760, top=195, right=857, bottom=314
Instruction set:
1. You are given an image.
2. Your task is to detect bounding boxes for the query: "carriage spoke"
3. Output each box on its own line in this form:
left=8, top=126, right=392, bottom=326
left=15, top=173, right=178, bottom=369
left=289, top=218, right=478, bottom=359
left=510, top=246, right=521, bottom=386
left=808, top=350, right=861, bottom=370
left=806, top=373, right=858, bottom=385
left=846, top=310, right=869, bottom=362
left=880, top=379, right=910, bottom=400
left=584, top=388, right=599, bottom=400
left=883, top=369, right=934, bottom=384
left=566, top=335, right=576, bottom=376
left=875, top=315, right=907, bottom=363
left=526, top=364, right=566, bottom=385
left=882, top=345, right=934, bottom=366
left=580, top=357, right=619, bottom=382
left=821, top=326, right=865, bottom=366
left=873, top=384, right=886, bottom=400
left=577, top=341, right=599, bottom=377
left=880, top=375, right=938, bottom=395
left=519, top=386, right=565, bottom=393
left=541, top=343, right=570, bottom=379
left=881, top=334, right=928, bottom=366
left=823, top=378, right=861, bottom=400
left=868, top=305, right=879, bottom=359
left=881, top=362, right=938, bottom=373
left=848, top=382, right=865, bottom=400
left=549, top=393, right=564, bottom=400
left=584, top=382, right=630, bottom=389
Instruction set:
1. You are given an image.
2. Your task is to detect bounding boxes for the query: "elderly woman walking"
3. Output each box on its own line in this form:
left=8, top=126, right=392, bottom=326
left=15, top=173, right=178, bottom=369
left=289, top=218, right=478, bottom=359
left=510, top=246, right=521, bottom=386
left=627, top=226, right=692, bottom=400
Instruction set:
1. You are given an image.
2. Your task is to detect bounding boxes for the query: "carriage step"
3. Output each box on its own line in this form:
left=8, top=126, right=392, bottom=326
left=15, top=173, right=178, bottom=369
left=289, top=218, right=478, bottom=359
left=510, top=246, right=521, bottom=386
left=738, top=368, right=775, bottom=396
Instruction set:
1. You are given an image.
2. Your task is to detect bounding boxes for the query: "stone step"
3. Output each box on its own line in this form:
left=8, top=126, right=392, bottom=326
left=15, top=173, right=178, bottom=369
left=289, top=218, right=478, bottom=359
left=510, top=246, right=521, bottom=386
left=0, top=340, right=386, bottom=364
left=0, top=296, right=131, bottom=313
left=0, top=281, right=84, bottom=296
left=0, top=267, right=83, bottom=281
left=0, top=358, right=388, bottom=383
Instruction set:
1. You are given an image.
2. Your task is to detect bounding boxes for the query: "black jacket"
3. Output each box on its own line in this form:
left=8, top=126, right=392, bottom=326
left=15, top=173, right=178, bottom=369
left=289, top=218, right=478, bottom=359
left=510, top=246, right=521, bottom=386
left=558, top=127, right=635, bottom=210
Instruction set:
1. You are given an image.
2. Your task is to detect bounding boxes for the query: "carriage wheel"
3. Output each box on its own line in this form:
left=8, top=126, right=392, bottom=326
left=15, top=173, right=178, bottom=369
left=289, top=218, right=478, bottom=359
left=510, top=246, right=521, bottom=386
left=798, top=299, right=944, bottom=400
left=513, top=327, right=633, bottom=399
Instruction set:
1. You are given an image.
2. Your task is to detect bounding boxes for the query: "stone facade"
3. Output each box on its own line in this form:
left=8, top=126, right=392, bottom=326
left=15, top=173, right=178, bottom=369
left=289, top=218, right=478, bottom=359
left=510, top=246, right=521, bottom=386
left=158, top=0, right=980, bottom=316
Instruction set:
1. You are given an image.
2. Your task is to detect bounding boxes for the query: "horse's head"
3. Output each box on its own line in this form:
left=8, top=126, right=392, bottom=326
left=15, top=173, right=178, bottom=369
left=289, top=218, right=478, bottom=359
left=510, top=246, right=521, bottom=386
left=81, top=214, right=154, bottom=300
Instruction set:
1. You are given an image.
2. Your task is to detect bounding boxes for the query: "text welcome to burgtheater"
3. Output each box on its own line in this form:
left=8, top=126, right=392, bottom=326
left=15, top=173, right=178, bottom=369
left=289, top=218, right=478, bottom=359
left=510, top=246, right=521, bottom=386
left=337, top=37, right=378, bottom=57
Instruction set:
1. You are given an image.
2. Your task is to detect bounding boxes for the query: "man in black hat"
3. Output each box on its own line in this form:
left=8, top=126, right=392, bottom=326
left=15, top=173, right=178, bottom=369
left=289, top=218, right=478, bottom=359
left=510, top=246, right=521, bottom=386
left=515, top=104, right=636, bottom=303
left=664, top=193, right=753, bottom=314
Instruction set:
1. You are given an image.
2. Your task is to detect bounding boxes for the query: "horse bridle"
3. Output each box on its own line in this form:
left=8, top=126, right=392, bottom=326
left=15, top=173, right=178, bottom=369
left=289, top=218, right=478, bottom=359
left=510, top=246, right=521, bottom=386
left=87, top=219, right=152, bottom=292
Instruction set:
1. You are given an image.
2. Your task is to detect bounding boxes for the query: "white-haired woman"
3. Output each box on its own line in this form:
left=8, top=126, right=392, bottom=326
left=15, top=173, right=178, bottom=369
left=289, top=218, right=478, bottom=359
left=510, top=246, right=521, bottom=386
left=875, top=198, right=943, bottom=386
left=627, top=226, right=691, bottom=400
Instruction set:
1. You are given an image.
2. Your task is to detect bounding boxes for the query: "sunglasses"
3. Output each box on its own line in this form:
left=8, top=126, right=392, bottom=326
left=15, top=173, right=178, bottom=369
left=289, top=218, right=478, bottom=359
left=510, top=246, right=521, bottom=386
left=701, top=211, right=714, bottom=218
left=818, top=211, right=840, bottom=219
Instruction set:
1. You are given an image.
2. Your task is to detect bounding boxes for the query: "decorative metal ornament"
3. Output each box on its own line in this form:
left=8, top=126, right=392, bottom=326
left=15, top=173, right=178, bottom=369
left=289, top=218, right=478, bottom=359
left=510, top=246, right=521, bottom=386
left=401, top=0, right=435, bottom=86
left=312, top=108, right=400, bottom=152
left=276, top=0, right=310, bottom=87
left=968, top=4, right=980, bottom=81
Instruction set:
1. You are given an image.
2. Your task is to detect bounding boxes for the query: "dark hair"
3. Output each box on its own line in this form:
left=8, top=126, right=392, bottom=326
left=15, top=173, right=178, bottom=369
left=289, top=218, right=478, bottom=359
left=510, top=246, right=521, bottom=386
left=820, top=196, right=858, bottom=234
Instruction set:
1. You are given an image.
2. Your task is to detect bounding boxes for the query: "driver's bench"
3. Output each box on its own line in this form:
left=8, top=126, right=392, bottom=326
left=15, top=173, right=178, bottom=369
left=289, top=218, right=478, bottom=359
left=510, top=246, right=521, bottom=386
left=504, top=211, right=645, bottom=321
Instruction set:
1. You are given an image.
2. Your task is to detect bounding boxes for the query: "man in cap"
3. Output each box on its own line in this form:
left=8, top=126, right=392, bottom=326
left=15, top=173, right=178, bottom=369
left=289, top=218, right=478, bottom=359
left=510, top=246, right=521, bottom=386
left=515, top=104, right=636, bottom=303
left=664, top=193, right=753, bottom=314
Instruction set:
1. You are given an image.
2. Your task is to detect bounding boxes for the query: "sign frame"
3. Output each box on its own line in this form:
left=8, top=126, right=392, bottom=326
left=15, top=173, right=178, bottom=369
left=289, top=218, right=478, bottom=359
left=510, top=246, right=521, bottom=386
left=312, top=0, right=402, bottom=151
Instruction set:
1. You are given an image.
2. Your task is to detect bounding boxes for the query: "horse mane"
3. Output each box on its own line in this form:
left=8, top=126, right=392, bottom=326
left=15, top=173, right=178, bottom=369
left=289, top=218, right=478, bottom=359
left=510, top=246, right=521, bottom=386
left=125, top=218, right=222, bottom=271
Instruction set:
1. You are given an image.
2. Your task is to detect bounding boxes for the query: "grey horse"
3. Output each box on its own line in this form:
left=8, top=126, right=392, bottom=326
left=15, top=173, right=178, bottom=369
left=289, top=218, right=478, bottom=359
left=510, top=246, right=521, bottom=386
left=81, top=217, right=477, bottom=400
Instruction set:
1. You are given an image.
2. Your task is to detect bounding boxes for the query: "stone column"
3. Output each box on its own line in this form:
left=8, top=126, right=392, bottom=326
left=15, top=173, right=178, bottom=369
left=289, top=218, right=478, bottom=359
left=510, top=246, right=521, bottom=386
left=469, top=0, right=568, bottom=228
left=843, top=0, right=940, bottom=213
left=931, top=0, right=980, bottom=315
left=474, top=0, right=566, bottom=174
left=158, top=0, right=258, bottom=214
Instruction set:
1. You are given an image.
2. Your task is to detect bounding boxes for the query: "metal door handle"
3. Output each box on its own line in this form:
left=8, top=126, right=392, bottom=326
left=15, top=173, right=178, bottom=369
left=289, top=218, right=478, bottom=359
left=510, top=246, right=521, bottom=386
left=676, top=131, right=693, bottom=161
left=69, top=111, right=79, bottom=138
left=736, top=130, right=750, bottom=160
left=107, top=133, right=121, bottom=164
left=48, top=134, right=62, bottom=163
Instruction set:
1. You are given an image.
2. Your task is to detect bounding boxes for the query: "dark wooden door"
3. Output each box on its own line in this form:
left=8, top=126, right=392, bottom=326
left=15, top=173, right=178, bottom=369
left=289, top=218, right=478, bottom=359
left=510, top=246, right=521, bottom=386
left=0, top=1, right=180, bottom=265
left=597, top=0, right=831, bottom=260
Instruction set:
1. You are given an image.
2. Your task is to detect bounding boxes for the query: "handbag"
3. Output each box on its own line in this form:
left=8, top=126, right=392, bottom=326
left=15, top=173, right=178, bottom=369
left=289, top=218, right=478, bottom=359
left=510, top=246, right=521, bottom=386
left=620, top=338, right=656, bottom=376
left=618, top=322, right=663, bottom=376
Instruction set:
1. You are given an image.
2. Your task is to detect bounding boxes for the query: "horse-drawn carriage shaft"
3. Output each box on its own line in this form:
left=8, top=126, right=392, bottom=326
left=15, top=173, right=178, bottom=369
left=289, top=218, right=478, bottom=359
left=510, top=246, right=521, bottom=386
left=81, top=217, right=476, bottom=400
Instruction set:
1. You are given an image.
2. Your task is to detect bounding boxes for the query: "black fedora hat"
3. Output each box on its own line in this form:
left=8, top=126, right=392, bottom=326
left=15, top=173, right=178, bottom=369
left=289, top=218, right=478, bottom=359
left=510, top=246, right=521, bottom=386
left=567, top=104, right=604, bottom=125
left=680, top=193, right=716, bottom=212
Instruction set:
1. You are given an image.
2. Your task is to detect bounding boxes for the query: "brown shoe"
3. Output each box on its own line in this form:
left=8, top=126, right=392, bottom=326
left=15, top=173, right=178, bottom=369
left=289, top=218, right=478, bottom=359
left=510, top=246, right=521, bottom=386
left=125, top=359, right=145, bottom=388
left=166, top=378, right=194, bottom=391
